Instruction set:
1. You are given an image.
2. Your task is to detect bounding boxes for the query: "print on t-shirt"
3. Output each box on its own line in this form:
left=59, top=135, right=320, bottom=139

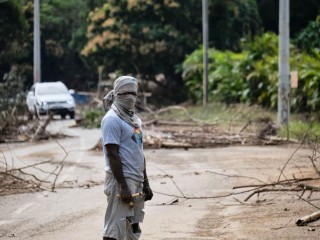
left=131, top=128, right=143, bottom=146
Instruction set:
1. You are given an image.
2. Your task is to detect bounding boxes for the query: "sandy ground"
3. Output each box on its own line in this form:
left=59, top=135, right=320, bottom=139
left=0, top=119, right=320, bottom=239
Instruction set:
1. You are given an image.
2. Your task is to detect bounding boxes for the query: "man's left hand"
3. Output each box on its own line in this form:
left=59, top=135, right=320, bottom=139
left=143, top=179, right=153, bottom=201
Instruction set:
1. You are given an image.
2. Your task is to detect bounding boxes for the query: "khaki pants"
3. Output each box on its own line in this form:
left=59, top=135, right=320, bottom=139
left=103, top=174, right=145, bottom=240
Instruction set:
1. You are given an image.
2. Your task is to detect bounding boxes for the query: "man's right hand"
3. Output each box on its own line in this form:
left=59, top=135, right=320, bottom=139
left=119, top=184, right=132, bottom=204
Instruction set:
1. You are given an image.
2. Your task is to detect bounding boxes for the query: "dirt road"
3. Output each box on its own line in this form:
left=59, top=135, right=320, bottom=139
left=0, top=119, right=319, bottom=239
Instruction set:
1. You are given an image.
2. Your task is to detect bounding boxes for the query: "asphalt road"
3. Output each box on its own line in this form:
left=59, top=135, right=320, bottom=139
left=0, top=119, right=319, bottom=239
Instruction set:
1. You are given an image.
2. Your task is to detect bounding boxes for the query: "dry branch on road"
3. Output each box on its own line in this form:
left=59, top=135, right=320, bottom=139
left=228, top=138, right=320, bottom=226
left=31, top=114, right=53, bottom=141
left=0, top=141, right=70, bottom=195
left=142, top=122, right=288, bottom=149
left=296, top=210, right=320, bottom=226
left=140, top=106, right=286, bottom=149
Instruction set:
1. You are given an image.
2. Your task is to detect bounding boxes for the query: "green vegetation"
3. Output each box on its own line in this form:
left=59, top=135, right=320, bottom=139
left=0, top=0, right=30, bottom=84
left=182, top=32, right=320, bottom=112
left=1, top=0, right=320, bottom=127
left=280, top=119, right=320, bottom=141
left=295, top=17, right=320, bottom=53
left=157, top=103, right=274, bottom=126
left=78, top=107, right=104, bottom=128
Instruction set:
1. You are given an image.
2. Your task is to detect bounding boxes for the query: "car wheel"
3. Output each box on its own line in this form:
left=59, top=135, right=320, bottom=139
left=69, top=111, right=75, bottom=119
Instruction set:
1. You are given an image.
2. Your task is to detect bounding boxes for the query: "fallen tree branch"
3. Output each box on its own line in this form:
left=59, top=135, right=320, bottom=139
left=6, top=160, right=52, bottom=171
left=298, top=183, right=320, bottom=191
left=271, top=218, right=293, bottom=230
left=153, top=185, right=265, bottom=200
left=308, top=149, right=320, bottom=177
left=51, top=141, right=69, bottom=192
left=206, top=170, right=268, bottom=184
left=31, top=114, right=53, bottom=141
left=233, top=177, right=320, bottom=189
left=244, top=186, right=303, bottom=202
left=277, top=141, right=305, bottom=182
left=0, top=140, right=72, bottom=195
left=152, top=165, right=186, bottom=198
left=277, top=128, right=312, bottom=182
left=17, top=169, right=51, bottom=183
left=298, top=183, right=320, bottom=199
left=296, top=211, right=320, bottom=226
left=298, top=195, right=320, bottom=210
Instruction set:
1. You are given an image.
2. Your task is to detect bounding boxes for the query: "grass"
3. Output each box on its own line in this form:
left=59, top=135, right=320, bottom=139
left=158, top=102, right=274, bottom=127
left=280, top=117, right=320, bottom=141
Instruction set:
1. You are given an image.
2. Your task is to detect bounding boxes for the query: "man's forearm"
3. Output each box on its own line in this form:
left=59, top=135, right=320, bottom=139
left=109, top=155, right=127, bottom=187
left=106, top=144, right=127, bottom=187
left=105, top=144, right=133, bottom=203
left=143, top=157, right=148, bottom=180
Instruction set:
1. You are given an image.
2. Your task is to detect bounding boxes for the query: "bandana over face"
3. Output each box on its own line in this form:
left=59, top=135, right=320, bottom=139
left=103, top=76, right=140, bottom=128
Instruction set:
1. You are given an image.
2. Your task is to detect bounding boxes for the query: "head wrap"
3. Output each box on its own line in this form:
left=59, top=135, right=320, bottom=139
left=103, top=76, right=140, bottom=128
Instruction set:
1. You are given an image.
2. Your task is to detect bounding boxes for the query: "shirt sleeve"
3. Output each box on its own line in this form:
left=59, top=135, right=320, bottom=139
left=101, top=116, right=121, bottom=145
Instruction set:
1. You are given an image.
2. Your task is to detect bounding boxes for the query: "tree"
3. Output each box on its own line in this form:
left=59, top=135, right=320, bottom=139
left=295, top=16, right=320, bottom=53
left=39, top=0, right=99, bottom=88
left=82, top=0, right=262, bottom=103
left=82, top=0, right=201, bottom=80
left=257, top=0, right=320, bottom=37
left=208, top=0, right=261, bottom=51
left=0, top=0, right=29, bottom=82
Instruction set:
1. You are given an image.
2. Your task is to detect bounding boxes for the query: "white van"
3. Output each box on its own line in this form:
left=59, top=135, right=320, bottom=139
left=26, top=81, right=75, bottom=119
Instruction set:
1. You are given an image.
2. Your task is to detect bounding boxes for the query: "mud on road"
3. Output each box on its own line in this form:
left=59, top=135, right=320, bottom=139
left=0, top=119, right=320, bottom=239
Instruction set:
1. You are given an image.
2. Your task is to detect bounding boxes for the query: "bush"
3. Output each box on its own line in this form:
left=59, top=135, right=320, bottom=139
left=78, top=108, right=104, bottom=128
left=295, top=16, right=320, bottom=54
left=182, top=32, right=320, bottom=113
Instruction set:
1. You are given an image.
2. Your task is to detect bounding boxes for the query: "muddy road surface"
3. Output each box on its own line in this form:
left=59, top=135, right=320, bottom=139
left=0, top=119, right=319, bottom=239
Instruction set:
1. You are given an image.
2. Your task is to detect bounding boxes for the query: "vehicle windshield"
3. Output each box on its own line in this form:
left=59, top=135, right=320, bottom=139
left=37, top=85, right=68, bottom=95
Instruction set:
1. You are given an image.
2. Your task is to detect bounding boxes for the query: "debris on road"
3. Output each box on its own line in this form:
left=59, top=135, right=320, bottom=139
left=143, top=120, right=286, bottom=149
left=296, top=211, right=320, bottom=226
left=0, top=141, right=68, bottom=195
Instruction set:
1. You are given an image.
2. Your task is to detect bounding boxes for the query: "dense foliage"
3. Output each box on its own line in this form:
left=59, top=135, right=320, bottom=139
left=0, top=0, right=105, bottom=89
left=257, top=0, right=320, bottom=37
left=82, top=0, right=261, bottom=75
left=38, top=0, right=105, bottom=88
left=83, top=1, right=196, bottom=102
left=208, top=0, right=261, bottom=51
left=81, top=0, right=262, bottom=102
left=82, top=0, right=202, bottom=101
left=182, top=33, right=320, bottom=112
left=1, top=0, right=320, bottom=108
left=0, top=0, right=30, bottom=83
left=295, top=16, right=320, bottom=53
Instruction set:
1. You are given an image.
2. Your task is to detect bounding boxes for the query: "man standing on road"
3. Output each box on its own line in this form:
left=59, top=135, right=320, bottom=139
left=101, top=76, right=153, bottom=240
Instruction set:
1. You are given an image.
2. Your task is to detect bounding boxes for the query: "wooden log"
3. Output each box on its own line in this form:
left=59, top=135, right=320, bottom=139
left=31, top=115, right=52, bottom=141
left=296, top=211, right=320, bottom=226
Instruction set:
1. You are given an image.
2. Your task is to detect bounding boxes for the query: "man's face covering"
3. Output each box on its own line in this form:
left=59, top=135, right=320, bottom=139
left=103, top=76, right=141, bottom=128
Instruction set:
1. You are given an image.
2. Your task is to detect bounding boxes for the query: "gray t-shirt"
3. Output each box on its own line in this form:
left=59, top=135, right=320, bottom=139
left=101, top=109, right=144, bottom=182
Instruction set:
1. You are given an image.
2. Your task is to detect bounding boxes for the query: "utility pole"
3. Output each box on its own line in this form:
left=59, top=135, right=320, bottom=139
left=202, top=0, right=208, bottom=106
left=33, top=0, right=41, bottom=83
left=278, top=0, right=290, bottom=126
